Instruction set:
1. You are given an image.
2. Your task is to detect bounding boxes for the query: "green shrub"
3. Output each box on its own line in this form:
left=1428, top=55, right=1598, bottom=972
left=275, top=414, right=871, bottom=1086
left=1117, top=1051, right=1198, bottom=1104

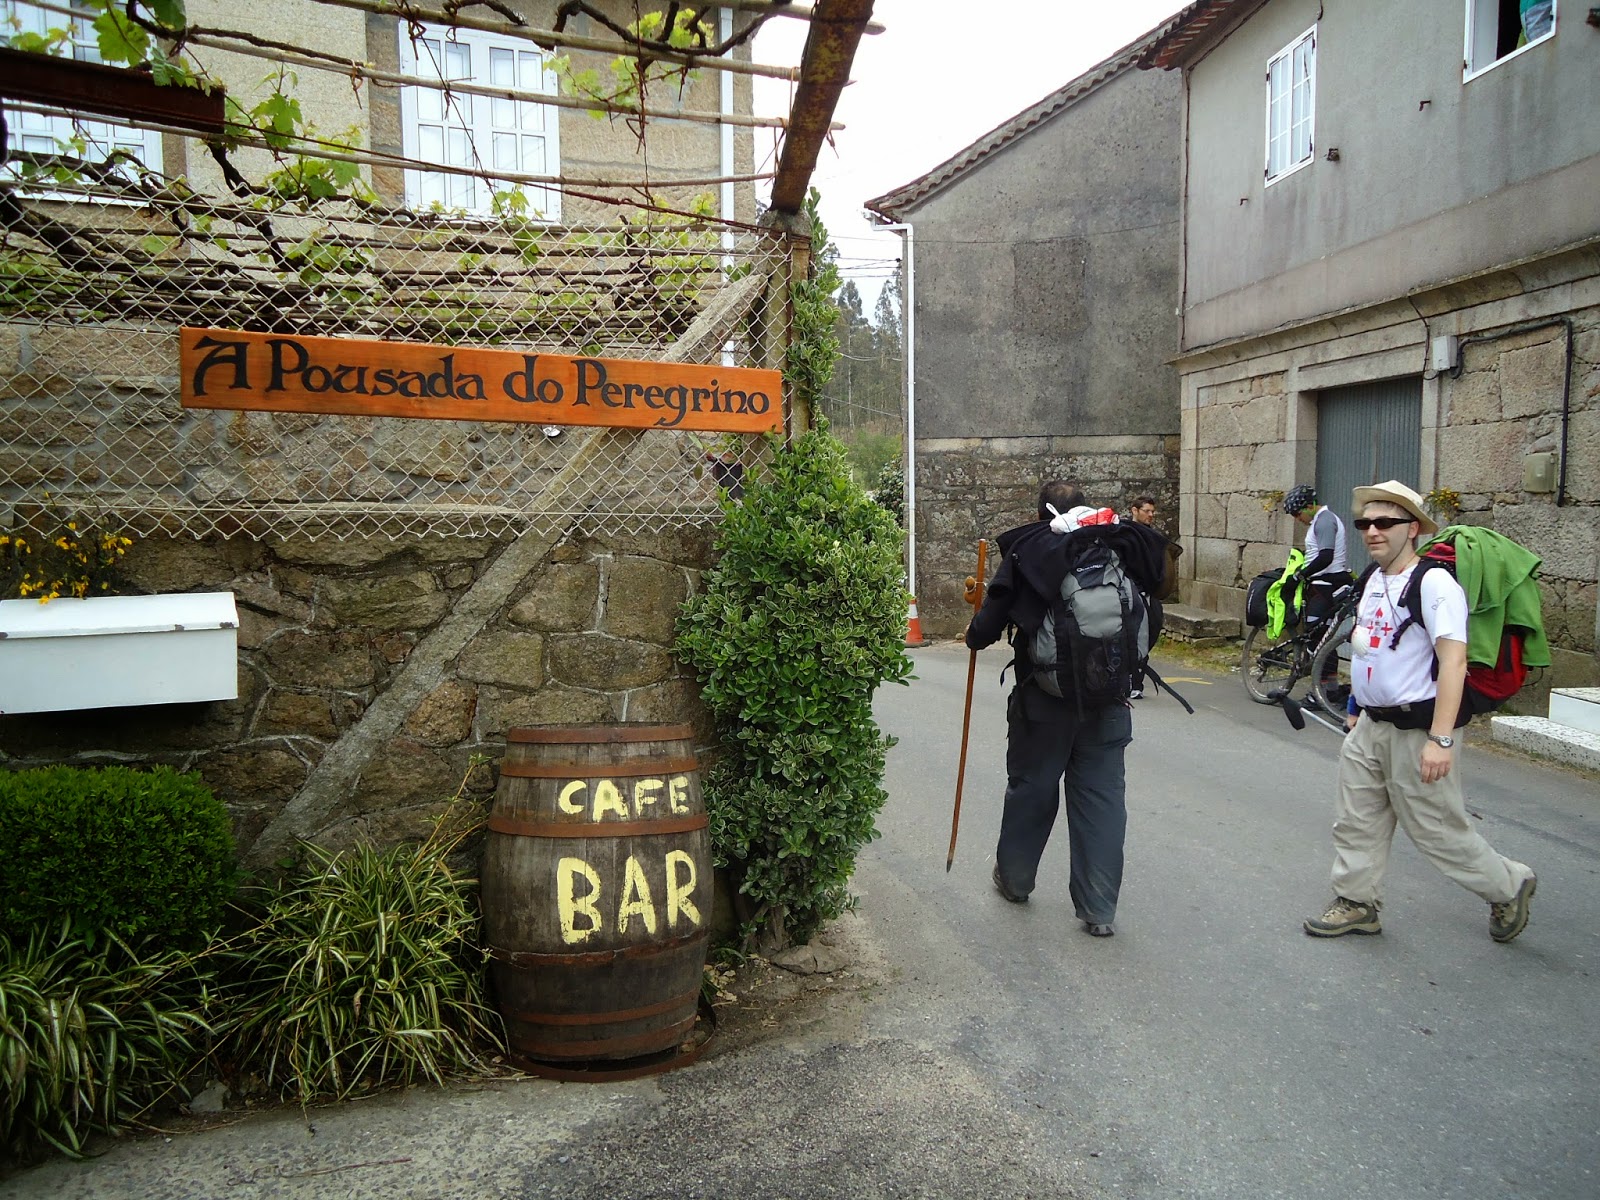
left=216, top=831, right=500, bottom=1102
left=0, top=766, right=237, bottom=949
left=0, top=924, right=212, bottom=1163
left=872, top=459, right=905, bottom=526
left=676, top=427, right=912, bottom=947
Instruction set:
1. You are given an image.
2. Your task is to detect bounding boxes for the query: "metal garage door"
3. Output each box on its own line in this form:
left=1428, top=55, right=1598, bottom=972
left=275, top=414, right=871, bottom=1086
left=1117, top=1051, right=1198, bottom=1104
left=1315, top=377, right=1422, bottom=519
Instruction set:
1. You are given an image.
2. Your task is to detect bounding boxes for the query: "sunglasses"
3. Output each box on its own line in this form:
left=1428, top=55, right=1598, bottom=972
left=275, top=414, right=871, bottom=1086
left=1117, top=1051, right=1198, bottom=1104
left=1353, top=516, right=1415, bottom=531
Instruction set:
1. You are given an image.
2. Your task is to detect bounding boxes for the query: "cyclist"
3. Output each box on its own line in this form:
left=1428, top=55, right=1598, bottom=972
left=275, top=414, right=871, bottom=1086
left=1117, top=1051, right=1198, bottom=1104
left=1284, top=484, right=1353, bottom=703
left=1283, top=484, right=1352, bottom=630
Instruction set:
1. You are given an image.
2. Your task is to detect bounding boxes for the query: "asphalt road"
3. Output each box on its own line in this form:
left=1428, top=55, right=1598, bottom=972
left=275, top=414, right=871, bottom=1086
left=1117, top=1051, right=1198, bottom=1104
left=10, top=643, right=1597, bottom=1199
left=860, top=642, right=1600, bottom=1199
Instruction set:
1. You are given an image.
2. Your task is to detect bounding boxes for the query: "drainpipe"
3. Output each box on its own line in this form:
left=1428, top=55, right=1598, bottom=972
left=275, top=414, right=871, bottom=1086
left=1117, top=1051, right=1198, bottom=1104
left=1452, top=317, right=1574, bottom=506
left=870, top=219, right=916, bottom=602
left=719, top=7, right=735, bottom=258
left=719, top=7, right=736, bottom=364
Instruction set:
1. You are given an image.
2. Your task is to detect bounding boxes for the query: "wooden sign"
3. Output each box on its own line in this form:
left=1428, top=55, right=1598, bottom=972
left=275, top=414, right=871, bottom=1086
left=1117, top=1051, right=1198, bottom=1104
left=179, top=327, right=784, bottom=434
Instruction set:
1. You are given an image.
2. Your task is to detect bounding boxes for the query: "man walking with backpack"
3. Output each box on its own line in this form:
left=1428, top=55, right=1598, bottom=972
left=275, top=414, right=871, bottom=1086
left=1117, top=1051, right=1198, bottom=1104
left=1305, top=481, right=1537, bottom=942
left=966, top=480, right=1167, bottom=937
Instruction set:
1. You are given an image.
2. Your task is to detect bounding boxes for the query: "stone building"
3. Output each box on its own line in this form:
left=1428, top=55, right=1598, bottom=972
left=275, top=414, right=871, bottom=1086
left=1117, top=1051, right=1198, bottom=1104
left=1141, top=0, right=1599, bottom=698
left=866, top=32, right=1183, bottom=639
left=0, top=1, right=834, bottom=866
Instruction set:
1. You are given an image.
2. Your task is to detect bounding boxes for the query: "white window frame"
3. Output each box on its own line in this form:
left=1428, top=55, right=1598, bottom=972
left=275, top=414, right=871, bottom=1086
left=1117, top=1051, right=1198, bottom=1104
left=1, top=1, right=163, bottom=188
left=397, top=22, right=562, bottom=221
left=1264, top=25, right=1316, bottom=186
left=1463, top=0, right=1557, bottom=82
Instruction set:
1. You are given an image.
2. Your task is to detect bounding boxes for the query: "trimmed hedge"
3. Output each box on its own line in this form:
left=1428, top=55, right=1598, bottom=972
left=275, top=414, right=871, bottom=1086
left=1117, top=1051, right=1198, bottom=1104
left=0, top=766, right=237, bottom=948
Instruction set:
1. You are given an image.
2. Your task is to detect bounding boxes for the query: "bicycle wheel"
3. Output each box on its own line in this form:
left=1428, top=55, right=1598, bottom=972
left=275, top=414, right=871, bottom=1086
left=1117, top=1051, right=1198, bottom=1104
left=1240, top=625, right=1302, bottom=704
left=1309, top=617, right=1355, bottom=714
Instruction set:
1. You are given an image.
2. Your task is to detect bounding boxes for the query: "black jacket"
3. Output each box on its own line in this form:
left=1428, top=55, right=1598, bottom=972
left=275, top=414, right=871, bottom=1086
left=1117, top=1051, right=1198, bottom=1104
left=965, top=519, right=1168, bottom=659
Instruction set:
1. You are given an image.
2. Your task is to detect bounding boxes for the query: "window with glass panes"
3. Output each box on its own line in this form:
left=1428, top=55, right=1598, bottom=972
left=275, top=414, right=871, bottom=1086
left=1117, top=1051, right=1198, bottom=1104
left=2, top=1, right=162, bottom=182
left=397, top=24, right=561, bottom=219
left=1265, top=26, right=1315, bottom=183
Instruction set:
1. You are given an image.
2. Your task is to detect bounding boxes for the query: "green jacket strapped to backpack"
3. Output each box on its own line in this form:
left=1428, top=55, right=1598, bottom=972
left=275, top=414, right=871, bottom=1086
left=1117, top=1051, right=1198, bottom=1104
left=1423, top=525, right=1552, bottom=669
left=1265, top=549, right=1306, bottom=640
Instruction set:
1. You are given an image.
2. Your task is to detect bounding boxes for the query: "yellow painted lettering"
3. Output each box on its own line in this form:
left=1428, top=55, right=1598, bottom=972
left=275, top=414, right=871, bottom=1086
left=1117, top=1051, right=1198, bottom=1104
left=557, top=856, right=602, bottom=944
left=558, top=780, right=587, bottom=814
left=633, top=777, right=663, bottom=814
left=665, top=850, right=701, bottom=928
left=591, top=779, right=628, bottom=820
left=668, top=775, right=690, bottom=814
left=616, top=855, right=659, bottom=935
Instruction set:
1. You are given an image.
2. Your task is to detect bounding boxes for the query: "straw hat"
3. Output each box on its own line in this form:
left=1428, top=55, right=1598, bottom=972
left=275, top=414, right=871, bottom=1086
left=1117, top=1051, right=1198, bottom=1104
left=1351, top=480, right=1437, bottom=536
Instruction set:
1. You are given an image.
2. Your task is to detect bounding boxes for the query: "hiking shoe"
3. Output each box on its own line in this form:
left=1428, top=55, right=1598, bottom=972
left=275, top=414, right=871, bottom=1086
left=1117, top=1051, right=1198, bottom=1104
left=992, top=865, right=1027, bottom=904
left=1084, top=921, right=1114, bottom=937
left=1304, top=897, right=1382, bottom=937
left=1129, top=689, right=1144, bottom=700
left=1490, top=874, right=1536, bottom=943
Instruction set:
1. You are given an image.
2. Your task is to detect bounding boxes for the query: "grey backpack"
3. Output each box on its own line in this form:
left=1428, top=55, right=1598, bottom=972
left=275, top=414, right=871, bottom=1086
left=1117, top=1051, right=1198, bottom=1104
left=1030, top=538, right=1149, bottom=708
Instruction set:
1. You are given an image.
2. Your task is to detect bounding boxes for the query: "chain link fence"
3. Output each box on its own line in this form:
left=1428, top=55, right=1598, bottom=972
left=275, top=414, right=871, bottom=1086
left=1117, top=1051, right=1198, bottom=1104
left=1, top=126, right=790, bottom=542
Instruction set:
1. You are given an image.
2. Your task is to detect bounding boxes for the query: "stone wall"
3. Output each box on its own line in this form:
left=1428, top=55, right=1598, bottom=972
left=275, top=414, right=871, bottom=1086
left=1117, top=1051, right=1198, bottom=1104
left=1177, top=292, right=1600, bottom=706
left=915, top=433, right=1179, bottom=640
left=1439, top=318, right=1600, bottom=695
left=1180, top=369, right=1299, bottom=619
left=0, top=527, right=713, bottom=867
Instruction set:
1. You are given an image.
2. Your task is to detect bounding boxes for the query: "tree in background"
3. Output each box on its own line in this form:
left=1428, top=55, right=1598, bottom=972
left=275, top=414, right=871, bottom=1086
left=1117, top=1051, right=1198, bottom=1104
left=820, top=252, right=903, bottom=495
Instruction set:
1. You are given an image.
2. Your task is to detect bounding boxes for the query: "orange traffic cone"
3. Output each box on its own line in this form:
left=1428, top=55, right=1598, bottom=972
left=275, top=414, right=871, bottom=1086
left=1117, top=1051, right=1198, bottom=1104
left=905, top=596, right=928, bottom=647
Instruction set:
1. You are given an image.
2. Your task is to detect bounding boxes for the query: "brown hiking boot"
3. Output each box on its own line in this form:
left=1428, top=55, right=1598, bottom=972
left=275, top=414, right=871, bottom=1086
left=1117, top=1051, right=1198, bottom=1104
left=1304, top=896, right=1382, bottom=937
left=1490, top=874, right=1536, bottom=943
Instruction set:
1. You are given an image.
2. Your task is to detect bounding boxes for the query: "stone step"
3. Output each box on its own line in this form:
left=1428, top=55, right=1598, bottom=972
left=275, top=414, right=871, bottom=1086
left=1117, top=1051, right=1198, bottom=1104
left=1490, top=715, right=1600, bottom=773
left=1160, top=602, right=1241, bottom=647
left=1549, top=687, right=1600, bottom=735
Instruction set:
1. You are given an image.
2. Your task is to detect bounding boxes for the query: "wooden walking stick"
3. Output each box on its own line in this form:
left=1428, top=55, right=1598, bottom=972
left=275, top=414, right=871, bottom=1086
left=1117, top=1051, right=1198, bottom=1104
left=947, top=539, right=989, bottom=871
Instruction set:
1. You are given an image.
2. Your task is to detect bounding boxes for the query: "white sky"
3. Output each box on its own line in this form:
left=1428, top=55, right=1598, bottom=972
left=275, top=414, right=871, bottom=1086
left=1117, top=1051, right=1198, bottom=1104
left=753, top=0, right=1190, bottom=300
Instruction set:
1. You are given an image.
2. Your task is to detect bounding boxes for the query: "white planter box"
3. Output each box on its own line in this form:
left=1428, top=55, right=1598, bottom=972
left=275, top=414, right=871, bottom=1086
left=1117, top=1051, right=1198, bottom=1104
left=0, top=592, right=239, bottom=715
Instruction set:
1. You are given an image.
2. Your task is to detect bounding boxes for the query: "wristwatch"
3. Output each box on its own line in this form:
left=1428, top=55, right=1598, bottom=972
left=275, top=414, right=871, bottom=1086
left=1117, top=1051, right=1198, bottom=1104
left=1427, top=733, right=1455, bottom=749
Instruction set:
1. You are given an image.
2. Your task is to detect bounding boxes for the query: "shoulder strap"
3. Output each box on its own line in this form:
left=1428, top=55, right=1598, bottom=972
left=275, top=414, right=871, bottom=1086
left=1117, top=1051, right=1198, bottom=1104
left=1387, top=559, right=1441, bottom=650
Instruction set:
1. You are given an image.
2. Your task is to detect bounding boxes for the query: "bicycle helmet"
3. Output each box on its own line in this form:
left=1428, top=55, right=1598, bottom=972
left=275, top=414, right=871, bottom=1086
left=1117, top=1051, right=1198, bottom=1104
left=1283, top=484, right=1318, bottom=516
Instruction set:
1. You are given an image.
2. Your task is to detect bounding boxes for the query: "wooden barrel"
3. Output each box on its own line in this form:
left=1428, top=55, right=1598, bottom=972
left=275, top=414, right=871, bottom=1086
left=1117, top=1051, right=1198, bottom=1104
left=481, top=723, right=711, bottom=1065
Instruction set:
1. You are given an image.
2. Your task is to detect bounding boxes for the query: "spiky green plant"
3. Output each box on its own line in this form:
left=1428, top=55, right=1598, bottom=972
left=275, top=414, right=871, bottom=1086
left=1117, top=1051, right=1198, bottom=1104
left=0, top=925, right=211, bottom=1163
left=218, top=828, right=501, bottom=1102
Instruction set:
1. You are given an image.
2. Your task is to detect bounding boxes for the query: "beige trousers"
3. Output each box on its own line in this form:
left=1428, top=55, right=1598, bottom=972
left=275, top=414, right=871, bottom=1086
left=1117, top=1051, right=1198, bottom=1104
left=1330, top=714, right=1531, bottom=906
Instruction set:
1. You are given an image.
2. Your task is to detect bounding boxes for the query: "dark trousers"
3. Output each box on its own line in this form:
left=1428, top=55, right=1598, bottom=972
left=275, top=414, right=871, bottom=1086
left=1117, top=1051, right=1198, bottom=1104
left=994, top=692, right=1134, bottom=924
left=1133, top=595, right=1163, bottom=691
left=1303, top=575, right=1351, bottom=627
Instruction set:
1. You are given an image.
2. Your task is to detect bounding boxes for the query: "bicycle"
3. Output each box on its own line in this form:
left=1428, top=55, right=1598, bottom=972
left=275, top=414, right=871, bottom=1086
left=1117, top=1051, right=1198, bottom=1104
left=1240, top=580, right=1357, bottom=711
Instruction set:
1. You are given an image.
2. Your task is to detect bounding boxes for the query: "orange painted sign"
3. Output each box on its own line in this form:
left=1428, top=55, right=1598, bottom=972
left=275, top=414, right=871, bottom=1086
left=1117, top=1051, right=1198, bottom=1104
left=179, top=327, right=783, bottom=433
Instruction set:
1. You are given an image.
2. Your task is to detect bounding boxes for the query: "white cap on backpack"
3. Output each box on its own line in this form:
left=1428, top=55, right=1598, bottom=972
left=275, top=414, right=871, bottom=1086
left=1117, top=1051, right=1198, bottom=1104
left=1045, top=504, right=1120, bottom=535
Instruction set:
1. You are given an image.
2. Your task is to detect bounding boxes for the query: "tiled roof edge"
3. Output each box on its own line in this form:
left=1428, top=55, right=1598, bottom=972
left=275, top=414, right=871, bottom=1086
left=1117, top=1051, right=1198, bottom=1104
left=864, top=24, right=1166, bottom=220
left=1138, top=0, right=1269, bottom=71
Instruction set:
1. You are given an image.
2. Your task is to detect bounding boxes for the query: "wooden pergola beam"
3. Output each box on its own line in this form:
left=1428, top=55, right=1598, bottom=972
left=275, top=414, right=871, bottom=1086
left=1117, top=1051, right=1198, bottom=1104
left=716, top=2, right=884, bottom=34
left=308, top=0, right=801, bottom=81
left=767, top=0, right=876, bottom=214
left=177, top=30, right=826, bottom=133
left=0, top=47, right=227, bottom=136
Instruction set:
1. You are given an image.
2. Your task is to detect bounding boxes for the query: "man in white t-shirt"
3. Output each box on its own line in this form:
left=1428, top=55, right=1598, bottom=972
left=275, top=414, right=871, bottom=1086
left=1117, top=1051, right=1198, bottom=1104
left=1304, top=480, right=1536, bottom=943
